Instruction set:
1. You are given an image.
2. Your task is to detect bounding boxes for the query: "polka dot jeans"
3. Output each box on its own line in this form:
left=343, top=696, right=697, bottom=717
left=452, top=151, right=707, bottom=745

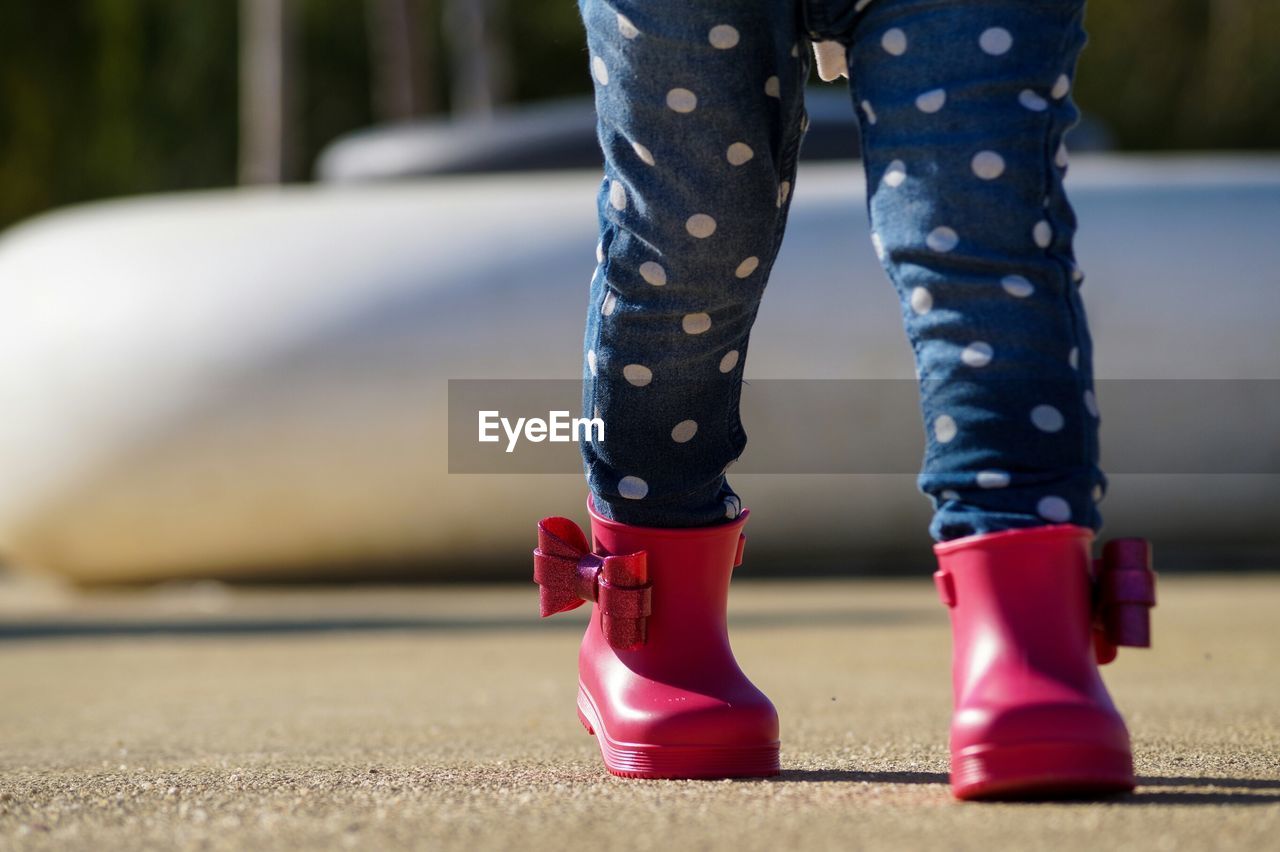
left=579, top=0, right=1107, bottom=542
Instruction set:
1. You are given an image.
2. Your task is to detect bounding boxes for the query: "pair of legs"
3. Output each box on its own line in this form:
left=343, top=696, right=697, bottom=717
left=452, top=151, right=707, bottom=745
left=579, top=0, right=1106, bottom=542
left=547, top=0, right=1153, bottom=793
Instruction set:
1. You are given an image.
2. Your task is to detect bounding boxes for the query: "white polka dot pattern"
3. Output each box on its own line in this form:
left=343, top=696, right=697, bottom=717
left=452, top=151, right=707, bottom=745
left=1031, top=404, right=1065, bottom=433
left=686, top=214, right=716, bottom=238
left=608, top=180, right=627, bottom=210
left=671, top=419, right=699, bottom=443
left=1019, top=89, right=1048, bottom=111
left=578, top=12, right=1098, bottom=532
left=870, top=231, right=885, bottom=260
left=934, top=414, right=958, bottom=443
left=971, top=150, right=1005, bottom=179
left=882, top=28, right=908, bottom=55
left=726, top=142, right=754, bottom=165
left=592, top=56, right=609, bottom=86
left=618, top=476, right=648, bottom=499
left=623, top=364, right=653, bottom=387
left=962, top=342, right=994, bottom=367
left=639, top=261, right=666, bottom=286
left=1002, top=275, right=1034, bottom=297
left=1037, top=495, right=1071, bottom=522
left=667, top=88, right=697, bottom=113
left=910, top=286, right=933, bottom=314
left=977, top=470, right=1011, bottom=489
left=1033, top=220, right=1053, bottom=248
left=709, top=25, right=739, bottom=49
left=979, top=27, right=1013, bottom=55
left=927, top=226, right=959, bottom=252
left=883, top=160, right=907, bottom=187
left=916, top=88, right=947, bottom=113
left=682, top=313, right=712, bottom=335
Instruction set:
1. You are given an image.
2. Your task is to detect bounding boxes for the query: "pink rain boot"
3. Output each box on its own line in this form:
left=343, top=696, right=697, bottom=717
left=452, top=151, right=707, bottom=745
left=932, top=524, right=1156, bottom=800
left=533, top=499, right=780, bottom=779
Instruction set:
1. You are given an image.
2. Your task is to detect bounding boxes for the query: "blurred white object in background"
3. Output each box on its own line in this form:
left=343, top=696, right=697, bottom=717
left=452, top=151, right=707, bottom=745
left=0, top=156, right=1277, bottom=582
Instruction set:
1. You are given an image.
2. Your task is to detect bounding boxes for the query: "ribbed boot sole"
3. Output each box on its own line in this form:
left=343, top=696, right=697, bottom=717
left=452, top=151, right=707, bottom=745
left=953, top=742, right=1135, bottom=800
left=577, top=687, right=780, bottom=780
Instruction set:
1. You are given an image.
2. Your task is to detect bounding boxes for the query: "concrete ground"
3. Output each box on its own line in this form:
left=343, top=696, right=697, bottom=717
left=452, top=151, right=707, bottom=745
left=1, top=574, right=1277, bottom=851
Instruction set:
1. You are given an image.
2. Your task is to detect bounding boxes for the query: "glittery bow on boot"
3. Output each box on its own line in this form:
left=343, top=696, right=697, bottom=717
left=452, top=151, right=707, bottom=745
left=534, top=516, right=651, bottom=650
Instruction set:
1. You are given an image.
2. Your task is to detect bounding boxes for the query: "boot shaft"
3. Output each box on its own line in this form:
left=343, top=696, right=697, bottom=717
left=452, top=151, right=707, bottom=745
left=933, top=524, right=1100, bottom=701
left=587, top=499, right=747, bottom=653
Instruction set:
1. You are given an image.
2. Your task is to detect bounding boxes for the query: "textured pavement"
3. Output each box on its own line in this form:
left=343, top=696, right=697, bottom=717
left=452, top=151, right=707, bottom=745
left=1, top=574, right=1278, bottom=851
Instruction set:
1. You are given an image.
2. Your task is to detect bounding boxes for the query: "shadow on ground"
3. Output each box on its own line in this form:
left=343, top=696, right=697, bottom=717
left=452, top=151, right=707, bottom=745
left=771, top=770, right=1279, bottom=804
left=0, top=607, right=930, bottom=640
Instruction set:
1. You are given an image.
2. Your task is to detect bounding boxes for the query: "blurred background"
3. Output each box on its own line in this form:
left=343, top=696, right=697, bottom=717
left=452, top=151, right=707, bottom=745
left=0, top=0, right=1278, bottom=587
left=2, top=0, right=1280, bottom=225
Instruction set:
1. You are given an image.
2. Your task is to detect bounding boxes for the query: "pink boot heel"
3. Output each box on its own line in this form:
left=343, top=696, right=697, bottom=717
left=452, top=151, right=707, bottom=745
left=932, top=525, right=1156, bottom=800
left=534, top=499, right=780, bottom=779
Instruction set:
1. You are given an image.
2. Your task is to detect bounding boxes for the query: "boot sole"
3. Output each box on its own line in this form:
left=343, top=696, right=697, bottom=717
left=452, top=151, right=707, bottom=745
left=576, top=686, right=780, bottom=780
left=952, top=742, right=1135, bottom=800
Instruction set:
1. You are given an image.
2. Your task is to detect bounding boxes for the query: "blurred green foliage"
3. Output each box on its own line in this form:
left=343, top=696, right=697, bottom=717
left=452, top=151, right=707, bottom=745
left=1074, top=0, right=1280, bottom=152
left=0, top=1, right=239, bottom=229
left=1, top=0, right=1277, bottom=231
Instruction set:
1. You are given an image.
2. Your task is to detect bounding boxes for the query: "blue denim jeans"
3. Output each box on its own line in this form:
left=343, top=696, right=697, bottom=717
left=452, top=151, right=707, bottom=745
left=579, top=0, right=1106, bottom=542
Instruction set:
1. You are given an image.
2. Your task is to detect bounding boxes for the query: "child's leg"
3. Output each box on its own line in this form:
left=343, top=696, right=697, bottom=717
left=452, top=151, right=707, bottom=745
left=845, top=0, right=1105, bottom=541
left=577, top=0, right=808, bottom=528
left=839, top=3, right=1155, bottom=800
left=537, top=4, right=805, bottom=779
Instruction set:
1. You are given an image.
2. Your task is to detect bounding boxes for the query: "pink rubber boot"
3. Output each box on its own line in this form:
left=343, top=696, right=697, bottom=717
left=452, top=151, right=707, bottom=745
left=932, top=524, right=1156, bottom=800
left=533, top=499, right=780, bottom=779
